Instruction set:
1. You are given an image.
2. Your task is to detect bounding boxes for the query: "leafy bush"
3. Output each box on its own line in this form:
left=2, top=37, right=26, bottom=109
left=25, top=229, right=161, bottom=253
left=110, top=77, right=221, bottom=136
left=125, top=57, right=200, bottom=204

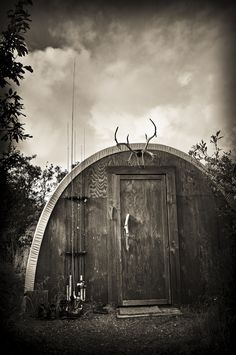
left=189, top=132, right=236, bottom=352
left=0, top=148, right=67, bottom=261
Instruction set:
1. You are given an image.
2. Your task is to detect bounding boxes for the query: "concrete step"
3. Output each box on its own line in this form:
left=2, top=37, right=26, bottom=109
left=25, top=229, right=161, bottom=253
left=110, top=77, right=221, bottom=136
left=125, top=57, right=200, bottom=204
left=117, top=306, right=182, bottom=318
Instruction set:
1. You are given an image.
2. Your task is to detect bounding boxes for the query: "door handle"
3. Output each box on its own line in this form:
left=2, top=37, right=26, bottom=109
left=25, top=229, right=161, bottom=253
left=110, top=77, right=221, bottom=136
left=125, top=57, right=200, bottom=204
left=124, top=213, right=130, bottom=251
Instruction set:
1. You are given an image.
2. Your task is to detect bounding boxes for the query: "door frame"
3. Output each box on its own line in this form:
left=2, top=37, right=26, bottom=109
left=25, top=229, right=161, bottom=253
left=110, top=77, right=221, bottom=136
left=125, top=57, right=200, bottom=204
left=120, top=173, right=171, bottom=306
left=107, top=166, right=181, bottom=306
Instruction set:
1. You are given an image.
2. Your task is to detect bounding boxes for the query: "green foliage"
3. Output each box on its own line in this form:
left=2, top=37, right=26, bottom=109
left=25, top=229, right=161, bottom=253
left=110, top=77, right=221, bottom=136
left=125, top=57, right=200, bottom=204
left=0, top=0, right=33, bottom=144
left=0, top=148, right=67, bottom=260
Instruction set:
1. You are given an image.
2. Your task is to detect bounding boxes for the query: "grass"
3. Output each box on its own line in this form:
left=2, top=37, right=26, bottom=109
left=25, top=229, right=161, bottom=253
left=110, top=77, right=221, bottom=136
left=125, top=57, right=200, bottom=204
left=0, top=261, right=235, bottom=355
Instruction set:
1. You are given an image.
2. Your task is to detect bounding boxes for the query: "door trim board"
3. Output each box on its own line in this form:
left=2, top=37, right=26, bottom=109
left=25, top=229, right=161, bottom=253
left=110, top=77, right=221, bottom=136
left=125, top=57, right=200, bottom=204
left=107, top=167, right=180, bottom=306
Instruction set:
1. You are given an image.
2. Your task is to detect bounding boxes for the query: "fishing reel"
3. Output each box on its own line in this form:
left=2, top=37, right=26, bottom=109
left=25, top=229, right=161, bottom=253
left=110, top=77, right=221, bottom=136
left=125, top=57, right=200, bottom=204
left=77, top=275, right=86, bottom=302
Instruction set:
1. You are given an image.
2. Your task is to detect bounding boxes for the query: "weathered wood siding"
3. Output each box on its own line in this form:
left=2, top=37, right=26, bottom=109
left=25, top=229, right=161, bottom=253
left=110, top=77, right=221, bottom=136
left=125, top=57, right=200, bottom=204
left=35, top=150, right=219, bottom=305
left=120, top=175, right=170, bottom=304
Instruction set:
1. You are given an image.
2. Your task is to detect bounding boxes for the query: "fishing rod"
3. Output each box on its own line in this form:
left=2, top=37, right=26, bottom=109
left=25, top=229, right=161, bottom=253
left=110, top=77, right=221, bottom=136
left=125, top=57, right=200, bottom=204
left=65, top=59, right=87, bottom=317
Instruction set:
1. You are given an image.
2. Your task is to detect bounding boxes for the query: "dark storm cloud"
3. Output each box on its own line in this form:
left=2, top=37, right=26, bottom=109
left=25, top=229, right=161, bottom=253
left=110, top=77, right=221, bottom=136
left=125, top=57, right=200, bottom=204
left=2, top=0, right=234, bottom=50
left=26, top=0, right=235, bottom=52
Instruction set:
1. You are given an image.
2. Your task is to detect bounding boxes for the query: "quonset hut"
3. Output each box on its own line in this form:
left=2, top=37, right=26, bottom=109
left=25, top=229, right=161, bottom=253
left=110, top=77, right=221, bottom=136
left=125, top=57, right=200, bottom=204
left=25, top=143, right=223, bottom=308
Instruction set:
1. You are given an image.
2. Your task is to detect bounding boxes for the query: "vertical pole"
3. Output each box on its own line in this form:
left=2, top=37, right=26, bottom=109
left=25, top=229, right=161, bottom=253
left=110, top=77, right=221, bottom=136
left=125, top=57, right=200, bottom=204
left=69, top=274, right=72, bottom=299
left=71, top=59, right=75, bottom=171
left=67, top=122, right=70, bottom=173
left=83, top=127, right=85, bottom=160
left=74, top=128, right=76, bottom=167
left=79, top=144, right=83, bottom=277
left=71, top=59, right=76, bottom=295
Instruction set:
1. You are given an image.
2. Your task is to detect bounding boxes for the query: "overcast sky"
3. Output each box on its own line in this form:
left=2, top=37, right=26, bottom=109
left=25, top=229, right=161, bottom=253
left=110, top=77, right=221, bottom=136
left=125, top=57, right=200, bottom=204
left=1, top=0, right=236, bottom=168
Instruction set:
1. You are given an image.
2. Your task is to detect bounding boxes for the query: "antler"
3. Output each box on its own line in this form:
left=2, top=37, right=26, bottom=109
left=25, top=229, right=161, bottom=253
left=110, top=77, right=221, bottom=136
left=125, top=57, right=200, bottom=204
left=144, top=119, right=157, bottom=151
left=114, top=120, right=157, bottom=166
left=115, top=127, right=135, bottom=152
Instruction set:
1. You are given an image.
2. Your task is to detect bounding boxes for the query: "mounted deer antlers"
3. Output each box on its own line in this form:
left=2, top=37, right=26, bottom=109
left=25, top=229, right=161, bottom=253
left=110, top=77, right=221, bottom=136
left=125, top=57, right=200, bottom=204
left=114, top=119, right=157, bottom=166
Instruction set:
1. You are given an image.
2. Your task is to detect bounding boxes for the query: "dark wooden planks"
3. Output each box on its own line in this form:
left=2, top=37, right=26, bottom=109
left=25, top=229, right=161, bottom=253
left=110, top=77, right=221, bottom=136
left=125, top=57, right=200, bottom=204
left=120, top=175, right=170, bottom=305
left=35, top=150, right=223, bottom=305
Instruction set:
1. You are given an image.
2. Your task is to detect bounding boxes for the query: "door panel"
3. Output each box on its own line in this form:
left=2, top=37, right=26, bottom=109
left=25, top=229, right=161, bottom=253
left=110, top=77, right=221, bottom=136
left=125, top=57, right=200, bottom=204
left=120, top=174, right=171, bottom=306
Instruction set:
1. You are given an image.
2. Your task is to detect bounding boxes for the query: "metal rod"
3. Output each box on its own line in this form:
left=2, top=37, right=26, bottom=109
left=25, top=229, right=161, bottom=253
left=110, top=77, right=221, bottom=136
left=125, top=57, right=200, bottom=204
left=71, top=59, right=76, bottom=294
left=67, top=122, right=69, bottom=173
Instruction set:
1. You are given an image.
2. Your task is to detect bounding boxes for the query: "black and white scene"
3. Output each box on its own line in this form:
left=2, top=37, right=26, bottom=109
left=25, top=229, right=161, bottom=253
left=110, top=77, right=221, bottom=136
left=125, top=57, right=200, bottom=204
left=0, top=0, right=236, bottom=354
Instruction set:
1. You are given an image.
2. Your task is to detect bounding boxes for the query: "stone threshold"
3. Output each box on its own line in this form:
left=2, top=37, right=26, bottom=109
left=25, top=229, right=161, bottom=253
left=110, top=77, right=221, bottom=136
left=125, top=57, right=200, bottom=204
left=117, top=306, right=182, bottom=318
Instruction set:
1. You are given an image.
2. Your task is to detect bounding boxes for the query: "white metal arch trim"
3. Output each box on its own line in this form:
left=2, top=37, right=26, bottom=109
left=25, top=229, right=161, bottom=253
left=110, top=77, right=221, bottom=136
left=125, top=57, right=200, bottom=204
left=24, top=143, right=205, bottom=292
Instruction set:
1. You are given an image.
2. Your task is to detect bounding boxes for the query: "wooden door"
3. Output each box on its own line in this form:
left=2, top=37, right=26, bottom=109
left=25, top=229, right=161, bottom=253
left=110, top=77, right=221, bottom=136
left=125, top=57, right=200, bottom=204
left=119, top=174, right=171, bottom=306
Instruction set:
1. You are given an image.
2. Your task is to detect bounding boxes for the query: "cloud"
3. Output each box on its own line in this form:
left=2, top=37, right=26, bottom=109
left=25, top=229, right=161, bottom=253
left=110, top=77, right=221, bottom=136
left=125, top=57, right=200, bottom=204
left=19, top=46, right=96, bottom=166
left=177, top=72, right=193, bottom=86
left=18, top=5, right=235, bottom=168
